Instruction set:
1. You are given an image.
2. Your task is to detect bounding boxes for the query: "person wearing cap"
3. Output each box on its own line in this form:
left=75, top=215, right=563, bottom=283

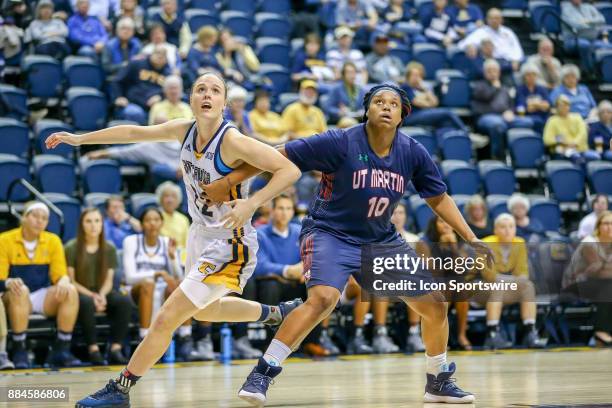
left=326, top=26, right=368, bottom=86
left=365, top=32, right=404, bottom=83
left=0, top=202, right=80, bottom=369
left=325, top=62, right=366, bottom=124
left=282, top=80, right=327, bottom=140
left=515, top=64, right=550, bottom=132
left=24, top=0, right=70, bottom=59
left=588, top=100, right=612, bottom=161
left=335, top=0, right=379, bottom=45
left=67, top=0, right=108, bottom=58
left=224, top=85, right=253, bottom=138
left=249, top=89, right=289, bottom=144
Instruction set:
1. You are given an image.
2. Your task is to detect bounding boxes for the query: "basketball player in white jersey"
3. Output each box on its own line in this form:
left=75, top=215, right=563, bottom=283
left=45, top=72, right=302, bottom=408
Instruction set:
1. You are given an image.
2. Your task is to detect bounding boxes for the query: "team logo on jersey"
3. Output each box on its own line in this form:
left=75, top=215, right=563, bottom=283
left=199, top=261, right=216, bottom=275
left=205, top=152, right=214, bottom=160
left=185, top=144, right=192, bottom=152
left=358, top=153, right=369, bottom=162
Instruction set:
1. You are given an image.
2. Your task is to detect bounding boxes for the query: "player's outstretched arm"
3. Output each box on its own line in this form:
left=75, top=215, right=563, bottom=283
left=44, top=119, right=194, bottom=149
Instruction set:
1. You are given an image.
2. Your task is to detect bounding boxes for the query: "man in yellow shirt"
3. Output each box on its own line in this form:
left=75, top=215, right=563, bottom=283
left=148, top=75, right=193, bottom=125
left=282, top=80, right=328, bottom=139
left=0, top=202, right=80, bottom=368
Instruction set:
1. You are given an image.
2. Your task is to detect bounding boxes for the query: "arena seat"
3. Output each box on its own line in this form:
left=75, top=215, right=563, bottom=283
left=545, top=160, right=585, bottom=204
left=84, top=192, right=112, bottom=213
left=401, top=127, right=437, bottom=157
left=64, top=56, right=105, bottom=90
left=412, top=43, right=447, bottom=79
left=186, top=9, right=219, bottom=32
left=389, top=45, right=412, bottom=65
left=508, top=128, right=545, bottom=177
left=586, top=161, right=612, bottom=195
left=220, top=11, right=254, bottom=38
left=22, top=55, right=63, bottom=98
left=0, top=154, right=31, bottom=202
left=259, top=64, right=291, bottom=95
left=0, top=84, right=28, bottom=120
left=35, top=120, right=75, bottom=158
left=441, top=160, right=480, bottom=195
left=255, top=13, right=292, bottom=40
left=486, top=194, right=510, bottom=220
left=66, top=87, right=108, bottom=131
left=34, top=155, right=76, bottom=196
left=410, top=194, right=434, bottom=231
left=259, top=0, right=291, bottom=15
left=479, top=160, right=516, bottom=196
left=82, top=160, right=122, bottom=194
left=225, top=0, right=256, bottom=15
left=441, top=131, right=472, bottom=162
left=529, top=195, right=562, bottom=232
left=436, top=69, right=471, bottom=109
left=44, top=193, right=81, bottom=242
left=130, top=193, right=159, bottom=218
left=0, top=117, right=29, bottom=158
left=256, top=37, right=291, bottom=68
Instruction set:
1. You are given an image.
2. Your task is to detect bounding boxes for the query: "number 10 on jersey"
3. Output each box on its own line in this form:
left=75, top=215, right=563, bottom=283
left=368, top=197, right=389, bottom=217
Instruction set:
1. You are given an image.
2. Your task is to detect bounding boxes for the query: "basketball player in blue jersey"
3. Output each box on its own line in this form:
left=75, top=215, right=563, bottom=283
left=45, top=72, right=303, bottom=408
left=202, top=84, right=491, bottom=405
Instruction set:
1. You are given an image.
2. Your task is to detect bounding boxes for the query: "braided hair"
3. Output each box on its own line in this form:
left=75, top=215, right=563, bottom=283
left=361, top=84, right=412, bottom=125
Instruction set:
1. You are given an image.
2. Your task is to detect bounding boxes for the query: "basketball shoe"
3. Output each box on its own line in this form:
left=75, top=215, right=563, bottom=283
left=238, top=357, right=282, bottom=407
left=423, top=362, right=475, bottom=403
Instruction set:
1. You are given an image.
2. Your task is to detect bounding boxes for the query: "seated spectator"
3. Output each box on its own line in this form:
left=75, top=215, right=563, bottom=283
left=472, top=59, right=533, bottom=159
left=515, top=64, right=550, bottom=132
left=103, top=195, right=142, bottom=250
left=69, top=0, right=115, bottom=29
left=464, top=194, right=493, bottom=238
left=447, top=0, right=483, bottom=39
left=458, top=8, right=523, bottom=70
left=588, top=100, right=612, bottom=161
left=156, top=182, right=189, bottom=261
left=465, top=38, right=513, bottom=83
left=249, top=89, right=288, bottom=145
left=2, top=0, right=31, bottom=30
left=561, top=0, right=611, bottom=74
left=65, top=208, right=133, bottom=365
left=141, top=24, right=181, bottom=73
left=508, top=193, right=545, bottom=242
left=111, top=45, right=171, bottom=125
left=113, top=0, right=145, bottom=39
left=149, top=0, right=191, bottom=58
left=549, top=64, right=597, bottom=119
left=282, top=80, right=327, bottom=139
left=326, top=62, right=366, bottom=124
left=423, top=0, right=458, bottom=48
left=0, top=291, right=13, bottom=369
left=381, top=0, right=412, bottom=26
left=291, top=33, right=334, bottom=84
left=184, top=26, right=221, bottom=85
left=101, top=17, right=142, bottom=76
left=335, top=0, right=379, bottom=46
left=543, top=95, right=599, bottom=164
left=482, top=214, right=546, bottom=349
left=0, top=202, right=80, bottom=369
left=224, top=85, right=253, bottom=137
left=326, top=26, right=368, bottom=86
left=216, top=28, right=260, bottom=90
left=525, top=38, right=562, bottom=89
left=391, top=202, right=419, bottom=245
left=401, top=62, right=466, bottom=131
left=0, top=14, right=24, bottom=68
left=148, top=75, right=192, bottom=125
left=24, top=0, right=70, bottom=59
left=67, top=0, right=108, bottom=58
left=365, top=32, right=404, bottom=84
left=578, top=194, right=610, bottom=240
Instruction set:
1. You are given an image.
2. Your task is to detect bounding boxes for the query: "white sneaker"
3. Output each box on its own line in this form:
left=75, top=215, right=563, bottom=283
left=406, top=332, right=425, bottom=352
left=372, top=334, right=400, bottom=354
left=195, top=337, right=215, bottom=360
left=234, top=336, right=263, bottom=359
left=0, top=352, right=14, bottom=370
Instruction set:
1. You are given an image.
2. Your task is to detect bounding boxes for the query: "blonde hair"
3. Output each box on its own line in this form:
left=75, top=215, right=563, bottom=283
left=494, top=213, right=515, bottom=228
left=405, top=62, right=425, bottom=80
left=465, top=195, right=488, bottom=223
left=594, top=210, right=612, bottom=238
left=197, top=25, right=218, bottom=43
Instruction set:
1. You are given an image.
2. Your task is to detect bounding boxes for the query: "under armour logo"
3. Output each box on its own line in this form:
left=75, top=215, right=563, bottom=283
left=358, top=153, right=368, bottom=162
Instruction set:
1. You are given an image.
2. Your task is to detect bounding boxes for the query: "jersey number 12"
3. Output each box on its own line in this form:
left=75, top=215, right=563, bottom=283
left=368, top=197, right=389, bottom=218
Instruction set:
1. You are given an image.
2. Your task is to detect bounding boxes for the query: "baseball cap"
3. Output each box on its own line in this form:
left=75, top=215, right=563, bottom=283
left=300, top=80, right=318, bottom=91
left=335, top=26, right=354, bottom=40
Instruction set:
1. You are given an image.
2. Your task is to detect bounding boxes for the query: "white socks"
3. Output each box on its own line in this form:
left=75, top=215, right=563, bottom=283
left=426, top=352, right=448, bottom=376
left=178, top=325, right=192, bottom=338
left=139, top=328, right=149, bottom=339
left=263, top=339, right=292, bottom=367
left=523, top=318, right=535, bottom=325
left=409, top=324, right=420, bottom=335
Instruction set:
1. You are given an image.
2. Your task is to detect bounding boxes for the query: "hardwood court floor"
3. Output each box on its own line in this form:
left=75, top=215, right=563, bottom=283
left=1, top=348, right=611, bottom=408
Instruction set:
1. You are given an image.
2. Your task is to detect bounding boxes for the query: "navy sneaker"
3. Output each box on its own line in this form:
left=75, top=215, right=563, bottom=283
left=47, top=348, right=82, bottom=368
left=264, top=298, right=303, bottom=326
left=75, top=380, right=130, bottom=407
left=238, top=358, right=282, bottom=407
left=12, top=349, right=30, bottom=369
left=423, top=362, right=475, bottom=403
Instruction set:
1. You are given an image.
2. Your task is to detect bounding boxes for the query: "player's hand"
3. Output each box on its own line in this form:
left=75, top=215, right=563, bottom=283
left=5, top=278, right=25, bottom=296
left=469, top=239, right=495, bottom=269
left=200, top=179, right=231, bottom=206
left=221, top=199, right=256, bottom=229
left=45, top=131, right=81, bottom=149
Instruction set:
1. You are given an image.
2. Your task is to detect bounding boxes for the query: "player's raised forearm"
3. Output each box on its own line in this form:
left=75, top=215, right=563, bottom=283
left=248, top=162, right=301, bottom=209
left=225, top=146, right=288, bottom=188
left=426, top=193, right=477, bottom=242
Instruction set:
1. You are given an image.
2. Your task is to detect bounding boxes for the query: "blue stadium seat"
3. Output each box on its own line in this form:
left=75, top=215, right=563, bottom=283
left=190, top=0, right=219, bottom=12
left=82, top=160, right=122, bottom=194
left=256, top=37, right=291, bottom=68
left=35, top=119, right=75, bottom=158
left=441, top=160, right=480, bottom=195
left=259, top=64, right=291, bottom=95
left=63, top=56, right=105, bottom=90
left=318, top=0, right=337, bottom=28
left=0, top=84, right=28, bottom=120
left=529, top=195, right=561, bottom=231
left=441, top=131, right=472, bottom=162
left=130, top=193, right=158, bottom=218
left=586, top=161, right=612, bottom=195
left=66, top=87, right=108, bottom=131
left=34, top=155, right=76, bottom=195
left=22, top=55, right=63, bottom=98
left=0, top=118, right=29, bottom=157
left=260, top=0, right=291, bottom=15
left=413, top=43, right=447, bottom=79
left=225, top=0, right=256, bottom=15
left=221, top=11, right=254, bottom=38
left=479, top=160, right=516, bottom=195
left=508, top=128, right=545, bottom=172
left=0, top=154, right=31, bottom=201
left=145, top=5, right=161, bottom=19
left=416, top=0, right=434, bottom=23
left=255, top=13, right=292, bottom=40
left=595, top=2, right=612, bottom=25
left=278, top=92, right=299, bottom=111
left=410, top=194, right=434, bottom=231
left=186, top=9, right=219, bottom=32
left=502, top=0, right=527, bottom=11
left=486, top=194, right=510, bottom=220
left=452, top=194, right=471, bottom=215
left=596, top=49, right=612, bottom=84
left=84, top=192, right=112, bottom=213
left=545, top=160, right=585, bottom=204
left=401, top=127, right=437, bottom=157
left=389, top=45, right=412, bottom=65
left=436, top=69, right=470, bottom=108
left=44, top=193, right=81, bottom=242
left=448, top=47, right=474, bottom=79
left=529, top=1, right=560, bottom=35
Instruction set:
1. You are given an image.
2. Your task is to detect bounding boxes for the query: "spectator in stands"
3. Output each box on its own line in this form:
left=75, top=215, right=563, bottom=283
left=101, top=17, right=142, bottom=76
left=447, top=0, right=483, bottom=39
left=381, top=0, right=412, bottom=26
left=543, top=94, right=598, bottom=163
left=0, top=296, right=13, bottom=369
left=291, top=33, right=333, bottom=84
left=472, top=59, right=532, bottom=159
left=561, top=0, right=610, bottom=74
left=335, top=0, right=379, bottom=45
left=69, top=0, right=117, bottom=28
left=516, top=64, right=550, bottom=132
left=549, top=64, right=597, bottom=119
left=578, top=194, right=610, bottom=240
left=216, top=28, right=260, bottom=90
left=589, top=100, right=612, bottom=161
left=2, top=0, right=31, bottom=29
left=65, top=208, right=133, bottom=365
left=0, top=202, right=80, bottom=369
left=466, top=38, right=513, bottom=83
left=184, top=26, right=221, bottom=85
left=365, top=32, right=404, bottom=84
left=326, top=62, right=366, bottom=124
left=24, top=0, right=70, bottom=59
left=103, top=196, right=142, bottom=250
left=282, top=80, right=327, bottom=139
left=458, top=8, right=523, bottom=69
left=113, top=0, right=145, bottom=39
left=401, top=62, right=467, bottom=131
left=465, top=195, right=493, bottom=239
left=508, top=193, right=545, bottom=242
left=149, top=0, right=191, bottom=58
left=141, top=24, right=181, bottom=73
left=391, top=202, right=419, bottom=245
left=249, top=89, right=288, bottom=145
left=525, top=38, right=562, bottom=89
left=422, top=0, right=458, bottom=48
left=224, top=85, right=253, bottom=137
left=149, top=75, right=192, bottom=125
left=156, top=182, right=189, bottom=259
left=67, top=0, right=108, bottom=58
left=482, top=213, right=545, bottom=349
left=326, top=26, right=368, bottom=86
left=112, top=45, right=171, bottom=125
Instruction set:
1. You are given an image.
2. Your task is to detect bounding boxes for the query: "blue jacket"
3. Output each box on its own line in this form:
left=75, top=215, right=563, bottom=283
left=326, top=81, right=366, bottom=121
left=588, top=121, right=612, bottom=150
left=67, top=13, right=108, bottom=47
left=254, top=223, right=301, bottom=278
left=185, top=45, right=221, bottom=78
left=515, top=84, right=550, bottom=123
left=103, top=37, right=142, bottom=72
left=447, top=4, right=483, bottom=32
left=549, top=84, right=596, bottom=119
left=104, top=218, right=135, bottom=250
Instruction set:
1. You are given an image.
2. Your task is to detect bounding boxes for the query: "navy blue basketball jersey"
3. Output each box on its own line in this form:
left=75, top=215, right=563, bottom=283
left=284, top=124, right=447, bottom=244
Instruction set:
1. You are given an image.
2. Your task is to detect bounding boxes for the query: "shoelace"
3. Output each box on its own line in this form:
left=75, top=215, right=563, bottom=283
left=249, top=373, right=275, bottom=388
left=434, top=377, right=459, bottom=393
left=91, top=382, right=117, bottom=399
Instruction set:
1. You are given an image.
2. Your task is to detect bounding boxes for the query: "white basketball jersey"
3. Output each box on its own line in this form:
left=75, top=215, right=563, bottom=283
left=180, top=120, right=251, bottom=230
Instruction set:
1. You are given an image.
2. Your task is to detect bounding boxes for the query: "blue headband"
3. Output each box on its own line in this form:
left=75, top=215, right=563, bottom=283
left=362, top=84, right=412, bottom=123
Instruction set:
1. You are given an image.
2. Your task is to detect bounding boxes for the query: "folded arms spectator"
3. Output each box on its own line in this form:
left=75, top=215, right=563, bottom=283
left=24, top=0, right=70, bottom=59
left=67, top=0, right=108, bottom=58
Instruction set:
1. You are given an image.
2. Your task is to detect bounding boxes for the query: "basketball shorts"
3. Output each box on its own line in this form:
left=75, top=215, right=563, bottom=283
left=180, top=222, right=258, bottom=309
